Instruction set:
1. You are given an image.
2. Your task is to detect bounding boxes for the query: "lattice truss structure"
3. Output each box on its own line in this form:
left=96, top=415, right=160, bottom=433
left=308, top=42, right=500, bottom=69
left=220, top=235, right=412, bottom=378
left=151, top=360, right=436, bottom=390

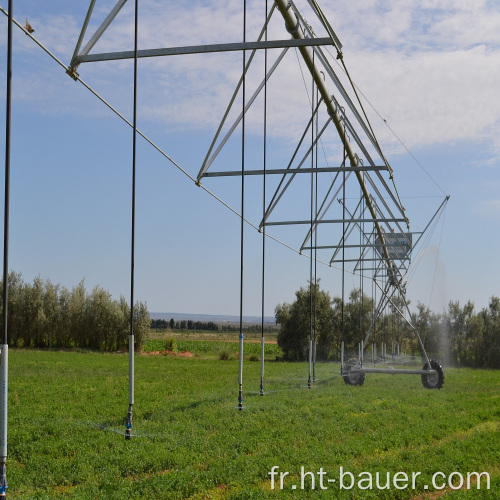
left=66, top=0, right=448, bottom=372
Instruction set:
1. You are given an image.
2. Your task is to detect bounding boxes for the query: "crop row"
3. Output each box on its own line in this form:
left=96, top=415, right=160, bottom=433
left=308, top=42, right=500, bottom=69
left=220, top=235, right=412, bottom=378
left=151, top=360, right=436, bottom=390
left=144, top=338, right=282, bottom=356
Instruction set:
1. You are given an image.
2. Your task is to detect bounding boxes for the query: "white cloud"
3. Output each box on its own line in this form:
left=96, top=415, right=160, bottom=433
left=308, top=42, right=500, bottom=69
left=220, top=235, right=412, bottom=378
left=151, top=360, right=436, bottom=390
left=3, top=0, right=500, bottom=163
left=479, top=199, right=500, bottom=218
left=348, top=44, right=500, bottom=150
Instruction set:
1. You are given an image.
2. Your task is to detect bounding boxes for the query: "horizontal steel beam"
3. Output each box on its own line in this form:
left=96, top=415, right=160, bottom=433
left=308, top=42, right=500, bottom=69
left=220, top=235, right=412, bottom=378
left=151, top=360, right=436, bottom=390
left=331, top=258, right=409, bottom=263
left=203, top=166, right=386, bottom=177
left=350, top=368, right=436, bottom=375
left=76, top=38, right=333, bottom=63
left=264, top=218, right=406, bottom=226
left=302, top=242, right=397, bottom=250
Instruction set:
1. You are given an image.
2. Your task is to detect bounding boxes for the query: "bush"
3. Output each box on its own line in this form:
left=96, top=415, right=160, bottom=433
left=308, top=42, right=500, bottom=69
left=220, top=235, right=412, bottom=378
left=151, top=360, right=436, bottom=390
left=165, top=338, right=176, bottom=352
left=248, top=354, right=259, bottom=362
left=219, top=347, right=232, bottom=360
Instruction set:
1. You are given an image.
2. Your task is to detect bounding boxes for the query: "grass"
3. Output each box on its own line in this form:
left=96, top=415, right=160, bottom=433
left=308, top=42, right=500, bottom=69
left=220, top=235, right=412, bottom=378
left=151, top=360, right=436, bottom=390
left=6, top=348, right=500, bottom=498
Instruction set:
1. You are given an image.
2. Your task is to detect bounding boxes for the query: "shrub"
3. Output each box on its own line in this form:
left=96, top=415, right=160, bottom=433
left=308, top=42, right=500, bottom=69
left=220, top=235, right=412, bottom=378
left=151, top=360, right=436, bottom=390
left=248, top=354, right=259, bottom=362
left=165, top=338, right=176, bottom=352
left=219, top=347, right=231, bottom=360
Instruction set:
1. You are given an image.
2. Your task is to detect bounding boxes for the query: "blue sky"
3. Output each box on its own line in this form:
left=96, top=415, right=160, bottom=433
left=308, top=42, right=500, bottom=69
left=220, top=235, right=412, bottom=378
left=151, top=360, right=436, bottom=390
left=0, top=0, right=499, bottom=318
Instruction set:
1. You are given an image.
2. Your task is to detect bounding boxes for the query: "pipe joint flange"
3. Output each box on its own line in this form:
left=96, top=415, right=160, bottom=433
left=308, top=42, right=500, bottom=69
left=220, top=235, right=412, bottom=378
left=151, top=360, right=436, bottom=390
left=285, top=12, right=300, bottom=35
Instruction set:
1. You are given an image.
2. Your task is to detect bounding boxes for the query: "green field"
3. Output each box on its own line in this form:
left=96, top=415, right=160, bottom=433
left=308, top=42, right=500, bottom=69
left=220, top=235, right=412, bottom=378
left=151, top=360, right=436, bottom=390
left=143, top=337, right=282, bottom=358
left=6, top=348, right=499, bottom=498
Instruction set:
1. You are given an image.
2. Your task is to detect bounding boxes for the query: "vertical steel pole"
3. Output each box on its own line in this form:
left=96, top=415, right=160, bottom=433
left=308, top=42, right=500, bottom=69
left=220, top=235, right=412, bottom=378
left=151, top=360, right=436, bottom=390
left=260, top=336, right=265, bottom=396
left=361, top=340, right=364, bottom=366
left=340, top=341, right=344, bottom=375
left=313, top=83, right=319, bottom=384
left=260, top=0, right=268, bottom=398
left=1, top=0, right=13, bottom=495
left=0, top=346, right=6, bottom=498
left=308, top=340, right=312, bottom=389
left=126, top=0, right=139, bottom=440
left=312, top=341, right=316, bottom=382
left=307, top=52, right=315, bottom=390
left=238, top=1, right=247, bottom=411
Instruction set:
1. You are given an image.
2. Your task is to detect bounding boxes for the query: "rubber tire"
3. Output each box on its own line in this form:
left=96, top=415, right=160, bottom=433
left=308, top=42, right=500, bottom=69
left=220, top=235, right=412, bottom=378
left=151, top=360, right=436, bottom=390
left=342, top=359, right=366, bottom=386
left=421, top=360, right=444, bottom=389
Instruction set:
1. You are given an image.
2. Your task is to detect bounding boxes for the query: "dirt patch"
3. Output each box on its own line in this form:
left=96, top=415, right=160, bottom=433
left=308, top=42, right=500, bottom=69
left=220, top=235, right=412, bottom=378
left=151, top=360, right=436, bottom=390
left=140, top=350, right=194, bottom=358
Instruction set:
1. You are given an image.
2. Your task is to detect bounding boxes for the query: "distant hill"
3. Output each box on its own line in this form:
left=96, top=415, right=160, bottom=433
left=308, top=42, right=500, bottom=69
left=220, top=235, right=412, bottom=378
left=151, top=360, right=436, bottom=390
left=150, top=312, right=276, bottom=325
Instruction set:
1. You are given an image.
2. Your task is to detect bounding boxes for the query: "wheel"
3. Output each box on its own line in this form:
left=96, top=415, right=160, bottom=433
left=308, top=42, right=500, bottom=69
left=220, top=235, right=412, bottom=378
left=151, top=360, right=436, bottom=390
left=342, top=359, right=365, bottom=386
left=421, top=360, right=444, bottom=389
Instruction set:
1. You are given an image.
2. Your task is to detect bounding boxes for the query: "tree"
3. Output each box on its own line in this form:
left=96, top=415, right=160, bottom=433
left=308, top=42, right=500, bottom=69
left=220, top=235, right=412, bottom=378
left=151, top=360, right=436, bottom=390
left=481, top=297, right=500, bottom=369
left=0, top=271, right=23, bottom=345
left=412, top=303, right=435, bottom=357
left=276, top=281, right=333, bottom=361
left=0, top=273, right=150, bottom=352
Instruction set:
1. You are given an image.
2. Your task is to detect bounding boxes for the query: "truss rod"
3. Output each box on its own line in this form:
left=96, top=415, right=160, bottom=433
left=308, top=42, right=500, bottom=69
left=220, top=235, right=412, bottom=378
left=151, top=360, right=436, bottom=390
left=300, top=177, right=361, bottom=252
left=366, top=169, right=409, bottom=232
left=69, top=0, right=128, bottom=77
left=339, top=199, right=411, bottom=260
left=198, top=48, right=289, bottom=179
left=412, top=195, right=450, bottom=249
left=300, top=168, right=351, bottom=250
left=353, top=245, right=371, bottom=273
left=331, top=258, right=409, bottom=263
left=203, top=165, right=385, bottom=177
left=265, top=217, right=405, bottom=226
left=303, top=243, right=380, bottom=250
left=295, top=0, right=389, bottom=167
left=198, top=4, right=278, bottom=181
left=274, top=0, right=396, bottom=280
left=339, top=113, right=408, bottom=225
left=330, top=202, right=372, bottom=262
left=260, top=112, right=330, bottom=227
left=69, top=0, right=96, bottom=70
left=77, top=38, right=333, bottom=63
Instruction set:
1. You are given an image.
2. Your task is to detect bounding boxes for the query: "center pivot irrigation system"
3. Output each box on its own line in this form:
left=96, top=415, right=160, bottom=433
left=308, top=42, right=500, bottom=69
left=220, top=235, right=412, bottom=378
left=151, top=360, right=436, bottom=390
left=1, top=0, right=449, bottom=494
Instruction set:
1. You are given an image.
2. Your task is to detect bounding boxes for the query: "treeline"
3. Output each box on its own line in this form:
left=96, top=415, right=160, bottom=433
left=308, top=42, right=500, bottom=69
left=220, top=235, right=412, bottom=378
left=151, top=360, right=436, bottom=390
left=151, top=319, right=219, bottom=331
left=275, top=282, right=500, bottom=369
left=0, top=272, right=150, bottom=351
left=220, top=324, right=278, bottom=333
left=150, top=319, right=278, bottom=333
